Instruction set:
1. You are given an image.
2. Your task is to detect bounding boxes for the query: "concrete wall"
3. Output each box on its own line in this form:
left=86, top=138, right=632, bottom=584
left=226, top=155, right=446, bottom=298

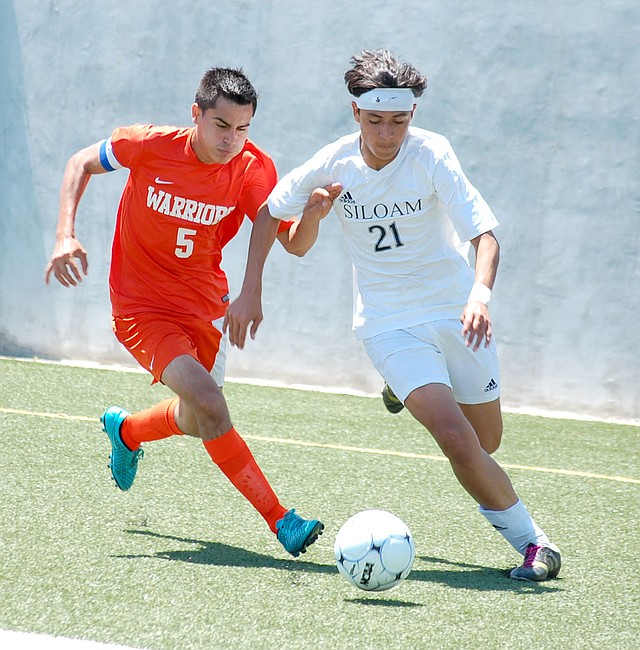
left=1, top=0, right=638, bottom=422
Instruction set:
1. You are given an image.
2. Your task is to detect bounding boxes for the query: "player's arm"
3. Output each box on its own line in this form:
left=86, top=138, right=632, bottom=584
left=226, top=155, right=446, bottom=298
left=225, top=183, right=342, bottom=347
left=224, top=202, right=280, bottom=348
left=44, top=141, right=111, bottom=287
left=461, top=230, right=500, bottom=350
left=275, top=182, right=343, bottom=257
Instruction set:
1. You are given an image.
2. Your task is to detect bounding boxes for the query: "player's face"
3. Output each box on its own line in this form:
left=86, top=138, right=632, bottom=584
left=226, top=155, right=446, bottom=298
left=191, top=98, right=254, bottom=164
left=353, top=104, right=414, bottom=170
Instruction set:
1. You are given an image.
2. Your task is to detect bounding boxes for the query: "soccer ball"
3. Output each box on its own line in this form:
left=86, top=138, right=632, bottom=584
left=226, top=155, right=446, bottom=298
left=334, top=509, right=415, bottom=592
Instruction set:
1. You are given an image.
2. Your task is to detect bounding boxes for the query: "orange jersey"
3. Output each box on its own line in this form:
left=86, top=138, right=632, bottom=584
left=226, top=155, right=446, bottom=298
left=214, top=207, right=294, bottom=251
left=108, top=124, right=278, bottom=321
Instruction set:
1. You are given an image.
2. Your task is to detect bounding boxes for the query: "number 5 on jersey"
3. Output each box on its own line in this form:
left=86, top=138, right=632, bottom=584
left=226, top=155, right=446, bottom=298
left=175, top=227, right=197, bottom=258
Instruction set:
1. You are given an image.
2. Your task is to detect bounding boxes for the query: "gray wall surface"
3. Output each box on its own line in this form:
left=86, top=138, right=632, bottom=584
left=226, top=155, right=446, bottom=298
left=1, top=0, right=638, bottom=422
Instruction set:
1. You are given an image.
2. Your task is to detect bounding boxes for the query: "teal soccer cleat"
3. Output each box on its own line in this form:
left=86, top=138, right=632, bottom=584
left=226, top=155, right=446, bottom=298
left=510, top=544, right=562, bottom=582
left=276, top=509, right=324, bottom=557
left=101, top=406, right=143, bottom=491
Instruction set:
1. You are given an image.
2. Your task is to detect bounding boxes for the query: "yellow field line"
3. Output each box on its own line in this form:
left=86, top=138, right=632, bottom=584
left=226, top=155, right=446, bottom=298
left=2, top=406, right=639, bottom=485
left=0, top=408, right=96, bottom=422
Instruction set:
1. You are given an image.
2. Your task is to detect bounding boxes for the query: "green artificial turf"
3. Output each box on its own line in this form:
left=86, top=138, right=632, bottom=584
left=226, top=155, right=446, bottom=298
left=0, top=357, right=638, bottom=649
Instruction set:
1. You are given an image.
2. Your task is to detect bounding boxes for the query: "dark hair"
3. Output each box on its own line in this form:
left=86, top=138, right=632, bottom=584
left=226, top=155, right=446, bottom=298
left=195, top=67, right=259, bottom=115
left=344, top=49, right=427, bottom=98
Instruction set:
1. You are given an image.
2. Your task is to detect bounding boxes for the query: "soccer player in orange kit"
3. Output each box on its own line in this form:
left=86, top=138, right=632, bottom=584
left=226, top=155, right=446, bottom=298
left=44, top=67, right=323, bottom=557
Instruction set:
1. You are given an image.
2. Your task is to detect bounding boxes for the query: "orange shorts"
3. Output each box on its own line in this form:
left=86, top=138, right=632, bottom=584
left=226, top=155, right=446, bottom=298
left=112, top=313, right=225, bottom=384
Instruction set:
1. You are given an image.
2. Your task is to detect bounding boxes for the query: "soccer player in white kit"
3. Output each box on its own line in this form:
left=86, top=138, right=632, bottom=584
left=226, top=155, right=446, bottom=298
left=225, top=49, right=561, bottom=581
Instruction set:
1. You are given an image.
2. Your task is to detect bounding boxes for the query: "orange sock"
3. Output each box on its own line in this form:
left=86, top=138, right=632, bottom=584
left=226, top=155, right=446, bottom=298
left=120, top=397, right=183, bottom=451
left=203, top=428, right=287, bottom=533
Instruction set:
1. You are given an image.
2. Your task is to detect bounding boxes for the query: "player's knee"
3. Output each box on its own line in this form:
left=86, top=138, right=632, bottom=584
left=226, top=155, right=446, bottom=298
left=190, top=391, right=232, bottom=440
left=431, top=424, right=480, bottom=465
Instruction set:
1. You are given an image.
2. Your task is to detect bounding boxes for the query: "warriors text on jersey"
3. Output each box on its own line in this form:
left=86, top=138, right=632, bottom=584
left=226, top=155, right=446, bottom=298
left=267, top=127, right=499, bottom=339
left=106, top=124, right=278, bottom=321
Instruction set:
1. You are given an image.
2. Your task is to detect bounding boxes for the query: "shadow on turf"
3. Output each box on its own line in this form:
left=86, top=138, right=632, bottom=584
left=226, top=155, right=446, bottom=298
left=345, top=598, right=424, bottom=607
left=114, top=529, right=561, bottom=593
left=116, top=528, right=335, bottom=575
left=413, top=554, right=562, bottom=593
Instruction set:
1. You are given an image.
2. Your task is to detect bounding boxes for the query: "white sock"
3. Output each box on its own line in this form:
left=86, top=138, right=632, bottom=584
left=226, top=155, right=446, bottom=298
left=479, top=499, right=559, bottom=555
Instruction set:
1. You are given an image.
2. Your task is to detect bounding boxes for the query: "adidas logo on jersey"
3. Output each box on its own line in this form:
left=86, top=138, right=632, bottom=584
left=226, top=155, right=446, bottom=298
left=484, top=378, right=498, bottom=392
left=339, top=191, right=356, bottom=204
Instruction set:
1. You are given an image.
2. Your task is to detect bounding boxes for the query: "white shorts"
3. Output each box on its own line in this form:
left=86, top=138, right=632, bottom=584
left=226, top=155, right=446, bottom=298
left=363, top=320, right=500, bottom=405
left=211, top=316, right=227, bottom=388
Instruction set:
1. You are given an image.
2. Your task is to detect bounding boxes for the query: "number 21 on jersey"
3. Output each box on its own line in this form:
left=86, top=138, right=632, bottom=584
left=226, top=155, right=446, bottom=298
left=369, top=222, right=404, bottom=252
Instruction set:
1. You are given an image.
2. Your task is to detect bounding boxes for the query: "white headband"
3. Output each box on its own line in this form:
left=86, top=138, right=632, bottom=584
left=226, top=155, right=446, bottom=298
left=355, top=88, right=415, bottom=112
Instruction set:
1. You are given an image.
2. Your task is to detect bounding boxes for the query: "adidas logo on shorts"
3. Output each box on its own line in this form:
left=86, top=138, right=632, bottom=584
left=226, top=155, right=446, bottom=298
left=484, top=378, right=498, bottom=392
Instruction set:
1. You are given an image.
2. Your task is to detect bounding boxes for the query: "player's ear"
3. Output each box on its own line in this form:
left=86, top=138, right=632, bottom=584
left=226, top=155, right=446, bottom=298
left=191, top=103, right=201, bottom=124
left=351, top=102, right=360, bottom=124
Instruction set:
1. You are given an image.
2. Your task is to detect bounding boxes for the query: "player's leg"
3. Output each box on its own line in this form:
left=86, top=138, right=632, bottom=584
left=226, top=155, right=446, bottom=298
left=435, top=318, right=503, bottom=454
left=110, top=314, right=231, bottom=446
left=405, top=385, right=560, bottom=580
left=163, top=355, right=283, bottom=528
left=382, top=381, right=503, bottom=455
left=364, top=324, right=560, bottom=580
left=405, top=384, right=517, bottom=509
left=161, top=354, right=323, bottom=556
left=458, top=399, right=503, bottom=454
left=155, top=315, right=227, bottom=440
left=365, top=327, right=515, bottom=507
left=435, top=321, right=560, bottom=580
left=161, top=354, right=231, bottom=440
left=103, top=315, right=201, bottom=487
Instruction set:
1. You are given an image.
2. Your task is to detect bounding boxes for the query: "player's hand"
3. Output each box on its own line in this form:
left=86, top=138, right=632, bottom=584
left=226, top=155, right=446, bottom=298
left=44, top=236, right=89, bottom=287
left=461, top=300, right=492, bottom=351
left=224, top=292, right=263, bottom=349
left=302, top=182, right=343, bottom=223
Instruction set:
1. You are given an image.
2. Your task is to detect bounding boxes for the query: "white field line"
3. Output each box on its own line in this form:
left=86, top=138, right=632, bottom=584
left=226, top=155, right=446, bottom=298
left=1, top=406, right=638, bottom=485
left=0, top=629, right=143, bottom=649
left=2, top=356, right=638, bottom=426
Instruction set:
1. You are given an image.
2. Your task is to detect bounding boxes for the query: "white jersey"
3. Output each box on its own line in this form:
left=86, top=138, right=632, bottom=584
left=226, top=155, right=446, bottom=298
left=268, top=127, right=499, bottom=339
